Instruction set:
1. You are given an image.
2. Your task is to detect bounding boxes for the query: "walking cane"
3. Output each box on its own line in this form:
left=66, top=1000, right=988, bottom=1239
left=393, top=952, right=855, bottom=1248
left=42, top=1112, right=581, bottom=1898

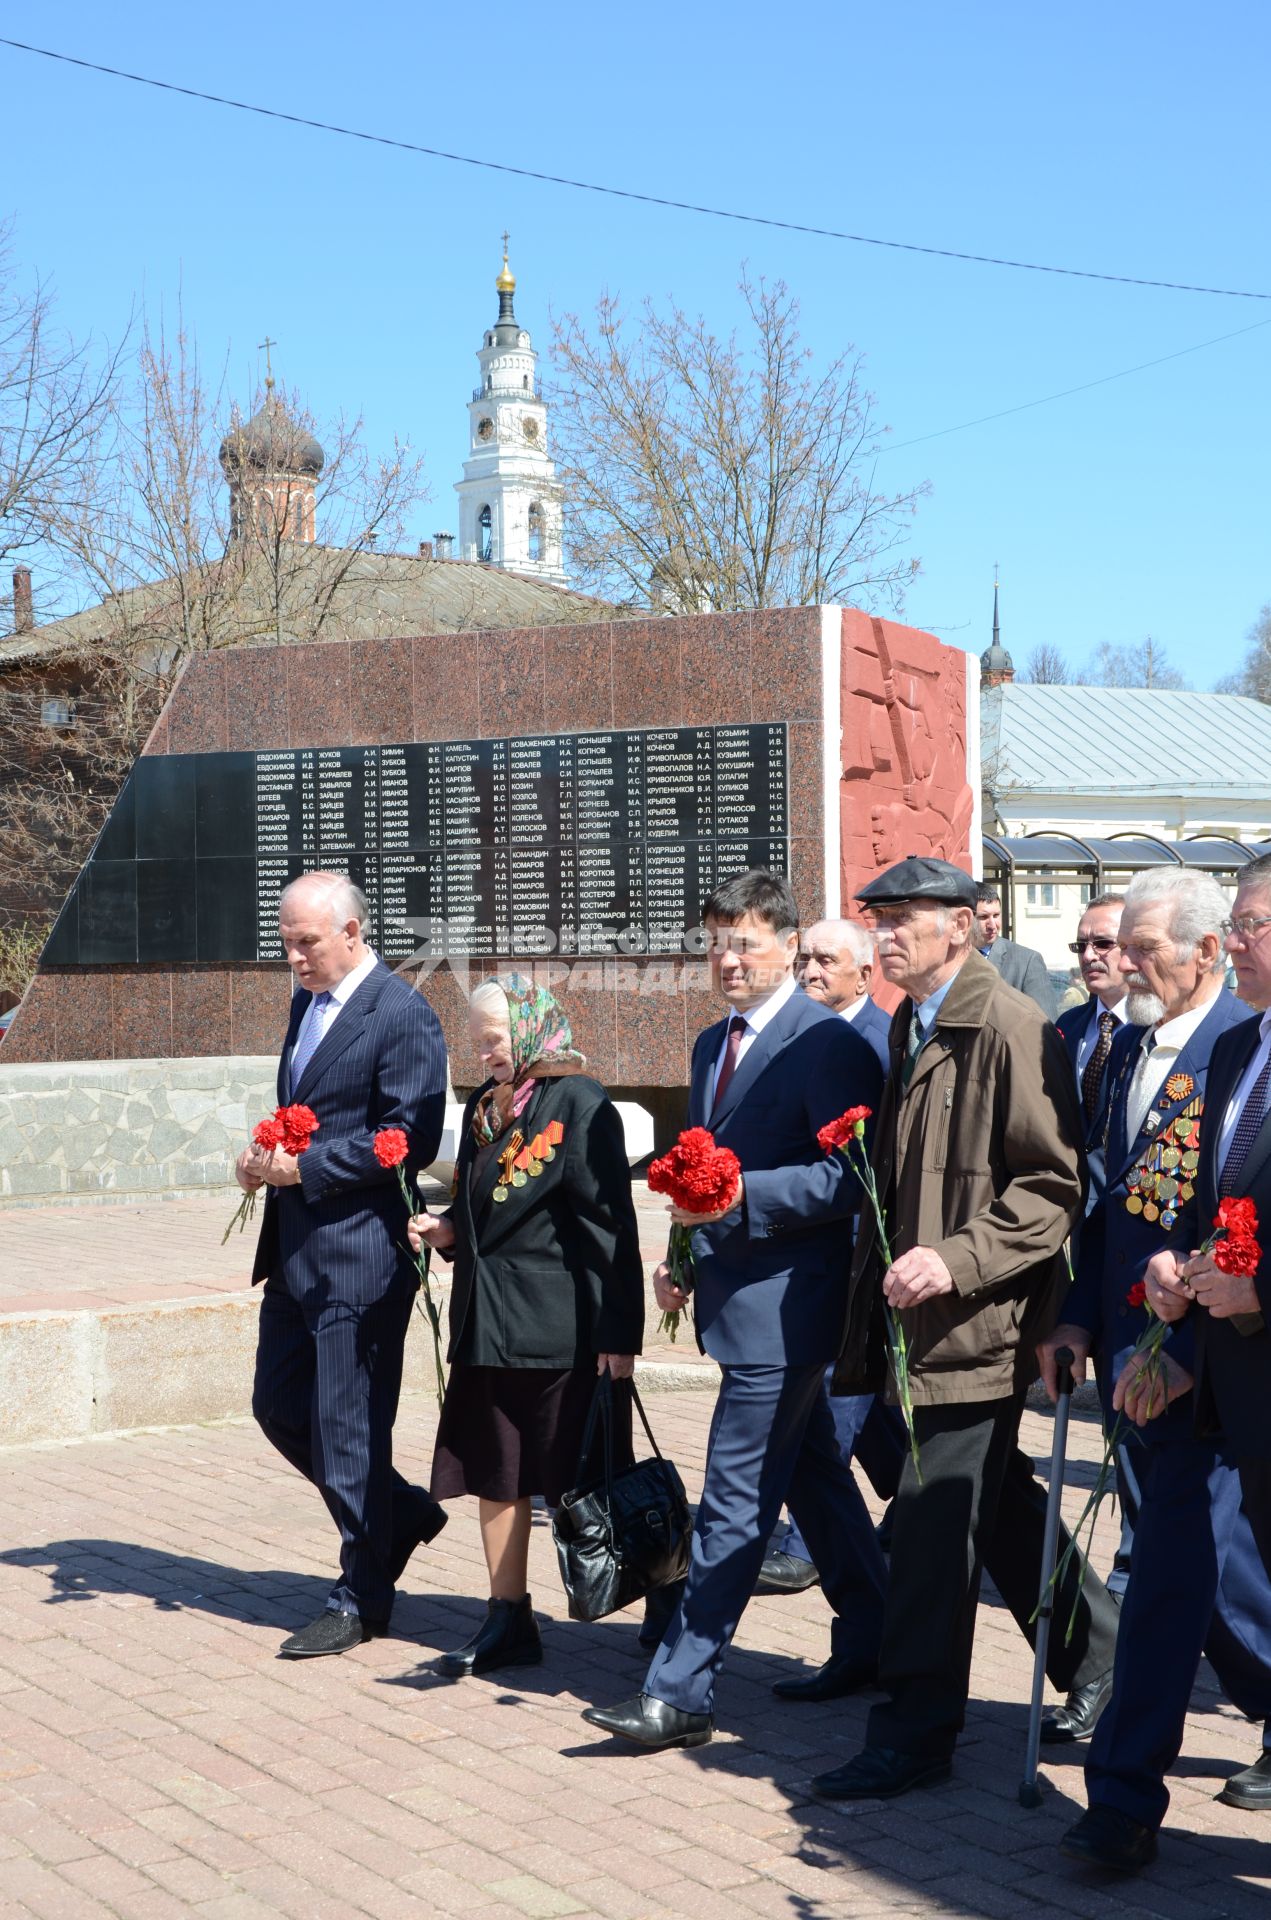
left=1019, top=1345, right=1075, bottom=1809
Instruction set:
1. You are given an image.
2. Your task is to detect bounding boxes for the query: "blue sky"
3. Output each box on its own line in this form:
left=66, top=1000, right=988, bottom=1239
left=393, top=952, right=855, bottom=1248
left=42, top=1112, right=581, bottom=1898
left=4, top=3, right=1269, bottom=681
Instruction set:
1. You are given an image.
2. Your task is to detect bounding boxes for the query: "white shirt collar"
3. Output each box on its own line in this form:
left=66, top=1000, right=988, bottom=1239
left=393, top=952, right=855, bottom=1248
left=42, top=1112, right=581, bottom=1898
left=1101, top=997, right=1130, bottom=1024
left=840, top=996, right=866, bottom=1024
left=326, top=950, right=379, bottom=1007
left=733, top=971, right=798, bottom=1036
left=1148, top=994, right=1214, bottom=1055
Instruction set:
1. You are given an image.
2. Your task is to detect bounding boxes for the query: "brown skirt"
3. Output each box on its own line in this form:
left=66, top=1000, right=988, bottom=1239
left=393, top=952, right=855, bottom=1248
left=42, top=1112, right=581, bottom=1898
left=430, top=1362, right=633, bottom=1507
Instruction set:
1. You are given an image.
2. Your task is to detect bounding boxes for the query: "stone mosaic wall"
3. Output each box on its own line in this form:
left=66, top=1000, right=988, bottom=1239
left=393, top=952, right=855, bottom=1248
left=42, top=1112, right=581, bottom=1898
left=0, top=1057, right=275, bottom=1200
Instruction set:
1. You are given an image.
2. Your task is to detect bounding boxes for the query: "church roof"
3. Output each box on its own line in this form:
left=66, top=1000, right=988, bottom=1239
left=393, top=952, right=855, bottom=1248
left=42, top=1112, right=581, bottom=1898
left=0, top=549, right=612, bottom=666
left=219, top=393, right=324, bottom=478
left=982, top=681, right=1271, bottom=800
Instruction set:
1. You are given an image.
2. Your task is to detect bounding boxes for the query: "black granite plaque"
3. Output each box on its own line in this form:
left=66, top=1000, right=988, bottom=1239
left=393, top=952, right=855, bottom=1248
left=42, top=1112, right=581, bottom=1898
left=55, top=723, right=789, bottom=965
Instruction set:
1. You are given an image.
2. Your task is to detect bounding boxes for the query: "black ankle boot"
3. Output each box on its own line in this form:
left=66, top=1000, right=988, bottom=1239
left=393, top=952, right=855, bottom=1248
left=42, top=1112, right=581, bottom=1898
left=435, top=1595, right=543, bottom=1677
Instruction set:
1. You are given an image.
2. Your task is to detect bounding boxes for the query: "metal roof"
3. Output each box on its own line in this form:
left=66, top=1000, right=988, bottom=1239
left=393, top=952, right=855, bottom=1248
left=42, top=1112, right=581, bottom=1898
left=982, top=682, right=1271, bottom=798
left=984, top=831, right=1271, bottom=879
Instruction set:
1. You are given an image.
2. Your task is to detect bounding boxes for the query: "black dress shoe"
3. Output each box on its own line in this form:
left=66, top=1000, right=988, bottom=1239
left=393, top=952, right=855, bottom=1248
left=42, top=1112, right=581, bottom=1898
left=435, top=1594, right=542, bottom=1678
left=755, top=1551, right=821, bottom=1595
left=772, top=1654, right=878, bottom=1702
left=1220, top=1751, right=1271, bottom=1810
left=388, top=1497, right=449, bottom=1585
left=581, top=1693, right=712, bottom=1750
left=638, top=1579, right=684, bottom=1651
left=1041, top=1669, right=1114, bottom=1743
left=1060, top=1804, right=1157, bottom=1872
left=812, top=1745, right=951, bottom=1800
left=279, top=1610, right=387, bottom=1659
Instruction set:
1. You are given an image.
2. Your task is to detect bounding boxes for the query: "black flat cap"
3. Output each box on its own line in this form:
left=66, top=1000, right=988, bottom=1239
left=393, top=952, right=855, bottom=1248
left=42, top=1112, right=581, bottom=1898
left=855, top=856, right=978, bottom=908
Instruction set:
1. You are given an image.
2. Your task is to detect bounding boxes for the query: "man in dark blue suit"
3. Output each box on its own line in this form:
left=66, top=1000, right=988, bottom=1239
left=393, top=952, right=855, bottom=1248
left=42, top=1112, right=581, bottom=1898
left=1054, top=893, right=1129, bottom=1124
left=237, top=871, right=449, bottom=1658
left=757, top=916, right=905, bottom=1597
left=1037, top=869, right=1271, bottom=1872
left=1147, top=852, right=1271, bottom=1815
left=582, top=871, right=887, bottom=1750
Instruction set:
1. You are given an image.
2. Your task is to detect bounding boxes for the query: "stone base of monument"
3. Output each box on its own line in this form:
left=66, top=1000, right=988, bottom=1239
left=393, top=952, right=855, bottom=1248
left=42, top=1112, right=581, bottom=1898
left=0, top=1169, right=707, bottom=1447
left=0, top=1057, right=654, bottom=1203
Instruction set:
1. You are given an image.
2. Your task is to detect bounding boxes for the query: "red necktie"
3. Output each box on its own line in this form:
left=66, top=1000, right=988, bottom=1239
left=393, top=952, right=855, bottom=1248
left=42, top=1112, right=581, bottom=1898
left=712, top=1015, right=746, bottom=1112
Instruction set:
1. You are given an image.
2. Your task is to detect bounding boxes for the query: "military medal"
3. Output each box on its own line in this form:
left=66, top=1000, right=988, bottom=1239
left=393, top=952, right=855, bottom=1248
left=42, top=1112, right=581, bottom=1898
left=1125, top=1094, right=1204, bottom=1231
left=1126, top=1194, right=1144, bottom=1214
left=511, top=1170, right=528, bottom=1188
left=1164, top=1073, right=1195, bottom=1102
left=493, top=1130, right=525, bottom=1203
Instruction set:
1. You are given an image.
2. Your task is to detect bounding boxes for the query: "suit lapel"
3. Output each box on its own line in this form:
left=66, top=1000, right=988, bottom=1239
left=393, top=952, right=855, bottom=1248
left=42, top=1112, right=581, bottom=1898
left=292, top=965, right=386, bottom=1104
left=690, top=1022, right=724, bottom=1129
left=279, top=991, right=309, bottom=1102
left=709, top=992, right=800, bottom=1129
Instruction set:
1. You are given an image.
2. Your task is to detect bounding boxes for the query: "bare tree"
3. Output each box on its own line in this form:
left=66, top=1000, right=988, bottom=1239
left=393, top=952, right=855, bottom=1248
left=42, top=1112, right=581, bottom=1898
left=550, top=271, right=926, bottom=612
left=1214, top=603, right=1271, bottom=701
left=0, top=229, right=123, bottom=616
left=1080, top=636, right=1188, bottom=690
left=1020, top=643, right=1071, bottom=685
left=0, top=310, right=430, bottom=928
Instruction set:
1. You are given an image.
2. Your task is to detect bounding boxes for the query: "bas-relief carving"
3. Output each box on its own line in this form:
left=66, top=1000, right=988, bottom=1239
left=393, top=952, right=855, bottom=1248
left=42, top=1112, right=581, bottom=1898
left=838, top=610, right=974, bottom=907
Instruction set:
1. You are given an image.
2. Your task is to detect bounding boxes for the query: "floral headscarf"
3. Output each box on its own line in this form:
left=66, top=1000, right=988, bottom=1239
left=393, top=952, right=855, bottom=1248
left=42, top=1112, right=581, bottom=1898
left=470, top=975, right=587, bottom=1146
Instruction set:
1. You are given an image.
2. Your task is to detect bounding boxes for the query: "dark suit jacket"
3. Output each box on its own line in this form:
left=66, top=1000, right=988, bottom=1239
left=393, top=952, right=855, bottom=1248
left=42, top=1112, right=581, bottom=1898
left=1067, top=988, right=1253, bottom=1447
left=1194, top=1013, right=1271, bottom=1460
left=1056, top=996, right=1124, bottom=1224
left=983, top=937, right=1057, bottom=1019
left=251, top=962, right=447, bottom=1299
left=683, top=987, right=883, bottom=1367
left=446, top=1074, right=645, bottom=1370
left=846, top=996, right=892, bottom=1074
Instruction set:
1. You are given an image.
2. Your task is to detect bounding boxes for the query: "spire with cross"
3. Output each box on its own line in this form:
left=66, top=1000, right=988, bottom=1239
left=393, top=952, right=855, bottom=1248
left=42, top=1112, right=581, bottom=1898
left=258, top=336, right=277, bottom=392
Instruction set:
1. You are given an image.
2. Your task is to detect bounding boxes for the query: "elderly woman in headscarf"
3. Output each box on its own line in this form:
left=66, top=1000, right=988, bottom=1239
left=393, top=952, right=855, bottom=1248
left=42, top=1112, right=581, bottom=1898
left=409, top=975, right=644, bottom=1677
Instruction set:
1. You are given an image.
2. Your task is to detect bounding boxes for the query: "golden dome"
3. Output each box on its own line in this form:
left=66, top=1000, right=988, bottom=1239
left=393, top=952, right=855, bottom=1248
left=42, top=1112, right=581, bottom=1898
left=496, top=232, right=516, bottom=296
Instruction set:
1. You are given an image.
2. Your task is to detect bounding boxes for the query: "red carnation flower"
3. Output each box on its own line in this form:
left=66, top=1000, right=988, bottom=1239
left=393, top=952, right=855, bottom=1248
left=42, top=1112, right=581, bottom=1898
left=1126, top=1280, right=1147, bottom=1309
left=278, top=1104, right=320, bottom=1156
left=1214, top=1234, right=1262, bottom=1278
left=374, top=1127, right=410, bottom=1169
left=818, top=1105, right=874, bottom=1154
left=1215, top=1196, right=1259, bottom=1241
left=253, top=1115, right=284, bottom=1151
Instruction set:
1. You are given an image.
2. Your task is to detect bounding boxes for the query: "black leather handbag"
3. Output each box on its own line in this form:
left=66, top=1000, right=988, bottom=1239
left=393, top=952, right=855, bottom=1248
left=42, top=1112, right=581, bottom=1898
left=552, top=1371, right=692, bottom=1622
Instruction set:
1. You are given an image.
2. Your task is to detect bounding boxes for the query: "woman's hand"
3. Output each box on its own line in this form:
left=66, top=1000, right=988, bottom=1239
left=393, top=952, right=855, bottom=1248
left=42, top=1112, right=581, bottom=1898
left=408, top=1211, right=457, bottom=1256
left=597, top=1353, right=635, bottom=1379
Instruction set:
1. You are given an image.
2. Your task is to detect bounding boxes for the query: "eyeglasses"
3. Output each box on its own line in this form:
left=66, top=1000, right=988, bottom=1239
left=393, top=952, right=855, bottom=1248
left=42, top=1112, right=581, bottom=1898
left=1067, top=937, right=1119, bottom=955
left=1222, top=915, right=1271, bottom=943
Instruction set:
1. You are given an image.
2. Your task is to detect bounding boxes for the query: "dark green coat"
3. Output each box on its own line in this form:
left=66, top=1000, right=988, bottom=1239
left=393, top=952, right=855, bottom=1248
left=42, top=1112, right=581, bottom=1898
left=446, top=1074, right=645, bottom=1369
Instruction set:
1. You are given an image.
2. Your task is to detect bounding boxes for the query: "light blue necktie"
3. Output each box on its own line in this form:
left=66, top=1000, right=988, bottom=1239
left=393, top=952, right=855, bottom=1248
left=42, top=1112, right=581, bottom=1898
left=290, top=991, right=332, bottom=1093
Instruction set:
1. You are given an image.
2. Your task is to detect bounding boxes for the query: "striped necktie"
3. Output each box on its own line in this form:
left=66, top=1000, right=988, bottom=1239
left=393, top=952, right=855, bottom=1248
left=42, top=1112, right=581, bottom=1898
left=290, top=991, right=332, bottom=1093
left=1220, top=1046, right=1271, bottom=1197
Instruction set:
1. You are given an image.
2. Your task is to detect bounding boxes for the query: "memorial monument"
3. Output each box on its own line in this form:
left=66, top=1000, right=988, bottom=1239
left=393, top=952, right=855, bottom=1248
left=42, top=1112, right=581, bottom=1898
left=4, top=605, right=977, bottom=1111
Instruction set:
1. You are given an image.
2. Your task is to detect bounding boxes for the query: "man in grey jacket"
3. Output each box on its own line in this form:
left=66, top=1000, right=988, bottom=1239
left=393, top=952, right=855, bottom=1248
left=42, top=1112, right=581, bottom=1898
left=975, top=882, right=1057, bottom=1018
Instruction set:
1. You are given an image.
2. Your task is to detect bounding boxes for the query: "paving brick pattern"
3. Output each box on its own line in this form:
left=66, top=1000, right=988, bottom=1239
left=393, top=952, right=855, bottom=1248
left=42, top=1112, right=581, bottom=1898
left=2, top=1392, right=1269, bottom=1919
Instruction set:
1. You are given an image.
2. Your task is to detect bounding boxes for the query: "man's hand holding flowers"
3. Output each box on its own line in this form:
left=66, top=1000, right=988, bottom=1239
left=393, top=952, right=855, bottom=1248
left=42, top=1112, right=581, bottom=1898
left=1113, top=1347, right=1194, bottom=1426
left=883, top=1245, right=955, bottom=1308
left=667, top=1175, right=745, bottom=1228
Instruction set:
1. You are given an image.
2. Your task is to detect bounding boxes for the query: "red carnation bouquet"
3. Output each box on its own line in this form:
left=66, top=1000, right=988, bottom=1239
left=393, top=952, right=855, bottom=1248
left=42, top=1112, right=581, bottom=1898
left=817, top=1106, right=920, bottom=1482
left=222, top=1104, right=319, bottom=1244
left=1046, top=1196, right=1262, bottom=1641
left=374, top=1128, right=447, bottom=1410
left=647, top=1127, right=742, bottom=1341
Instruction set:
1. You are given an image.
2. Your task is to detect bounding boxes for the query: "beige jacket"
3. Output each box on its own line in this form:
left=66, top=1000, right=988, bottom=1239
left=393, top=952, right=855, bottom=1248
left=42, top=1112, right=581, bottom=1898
left=835, top=950, right=1085, bottom=1405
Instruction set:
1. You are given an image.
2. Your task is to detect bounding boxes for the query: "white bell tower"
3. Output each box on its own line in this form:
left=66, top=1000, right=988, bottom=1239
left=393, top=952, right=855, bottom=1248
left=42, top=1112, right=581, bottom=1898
left=455, top=241, right=566, bottom=585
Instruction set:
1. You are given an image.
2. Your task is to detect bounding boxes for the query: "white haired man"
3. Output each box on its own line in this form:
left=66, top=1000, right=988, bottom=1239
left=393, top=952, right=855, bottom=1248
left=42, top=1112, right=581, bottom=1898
left=238, top=871, right=449, bottom=1657
left=798, top=918, right=891, bottom=1072
left=1039, top=869, right=1271, bottom=1871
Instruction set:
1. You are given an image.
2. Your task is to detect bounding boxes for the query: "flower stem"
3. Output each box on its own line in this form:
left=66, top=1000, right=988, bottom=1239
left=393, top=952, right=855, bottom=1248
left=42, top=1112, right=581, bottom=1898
left=397, top=1166, right=447, bottom=1410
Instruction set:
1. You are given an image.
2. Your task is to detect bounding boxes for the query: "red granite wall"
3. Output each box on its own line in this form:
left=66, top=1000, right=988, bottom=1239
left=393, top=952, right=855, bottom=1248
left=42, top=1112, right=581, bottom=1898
left=5, top=607, right=974, bottom=1084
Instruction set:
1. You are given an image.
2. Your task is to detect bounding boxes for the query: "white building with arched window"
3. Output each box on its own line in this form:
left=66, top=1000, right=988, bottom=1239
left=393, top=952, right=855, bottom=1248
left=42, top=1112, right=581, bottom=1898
left=454, top=246, right=567, bottom=585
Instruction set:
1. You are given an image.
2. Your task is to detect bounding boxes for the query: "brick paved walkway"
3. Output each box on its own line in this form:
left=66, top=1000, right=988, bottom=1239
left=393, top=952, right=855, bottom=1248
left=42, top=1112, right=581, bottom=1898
left=2, top=1393, right=1268, bottom=1919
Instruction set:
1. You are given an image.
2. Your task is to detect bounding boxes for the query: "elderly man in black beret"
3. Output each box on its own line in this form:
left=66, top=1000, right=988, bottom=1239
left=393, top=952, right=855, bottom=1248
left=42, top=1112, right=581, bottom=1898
left=795, top=857, right=1118, bottom=1801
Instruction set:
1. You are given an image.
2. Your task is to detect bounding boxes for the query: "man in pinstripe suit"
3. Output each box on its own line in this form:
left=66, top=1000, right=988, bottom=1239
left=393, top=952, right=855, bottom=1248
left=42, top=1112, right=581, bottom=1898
left=236, top=871, right=449, bottom=1658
